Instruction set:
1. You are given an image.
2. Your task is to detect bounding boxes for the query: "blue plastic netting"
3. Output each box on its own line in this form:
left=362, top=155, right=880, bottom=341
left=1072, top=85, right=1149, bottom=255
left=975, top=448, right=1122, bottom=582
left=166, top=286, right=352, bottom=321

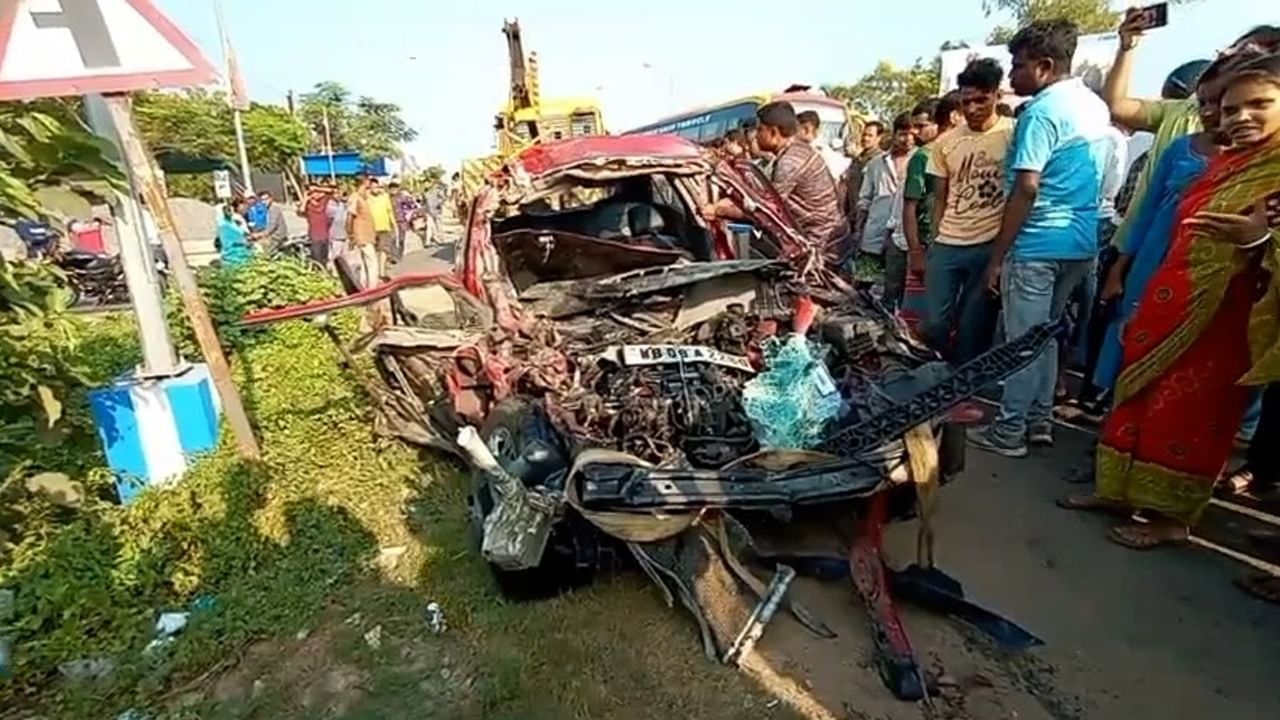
left=742, top=335, right=843, bottom=450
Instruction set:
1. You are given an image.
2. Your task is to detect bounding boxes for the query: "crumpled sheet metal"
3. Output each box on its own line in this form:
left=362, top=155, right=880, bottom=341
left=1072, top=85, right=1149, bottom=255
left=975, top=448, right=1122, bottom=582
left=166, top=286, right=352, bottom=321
left=563, top=448, right=697, bottom=543
left=457, top=427, right=560, bottom=571
left=627, top=512, right=834, bottom=662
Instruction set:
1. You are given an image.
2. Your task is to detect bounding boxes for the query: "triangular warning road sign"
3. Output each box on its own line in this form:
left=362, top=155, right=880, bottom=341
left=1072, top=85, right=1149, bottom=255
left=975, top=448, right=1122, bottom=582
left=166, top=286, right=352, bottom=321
left=0, top=0, right=217, bottom=101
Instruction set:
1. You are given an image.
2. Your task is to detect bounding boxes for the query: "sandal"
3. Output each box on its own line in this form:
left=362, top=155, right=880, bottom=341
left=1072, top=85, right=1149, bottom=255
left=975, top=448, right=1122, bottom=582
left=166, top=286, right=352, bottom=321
left=1106, top=522, right=1189, bottom=550
left=1217, top=467, right=1256, bottom=498
left=1235, top=573, right=1280, bottom=605
left=1056, top=494, right=1130, bottom=516
left=1216, top=467, right=1280, bottom=499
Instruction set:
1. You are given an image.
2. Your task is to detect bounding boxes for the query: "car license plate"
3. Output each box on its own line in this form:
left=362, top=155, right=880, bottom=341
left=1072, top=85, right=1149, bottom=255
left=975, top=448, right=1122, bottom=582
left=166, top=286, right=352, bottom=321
left=617, top=344, right=754, bottom=373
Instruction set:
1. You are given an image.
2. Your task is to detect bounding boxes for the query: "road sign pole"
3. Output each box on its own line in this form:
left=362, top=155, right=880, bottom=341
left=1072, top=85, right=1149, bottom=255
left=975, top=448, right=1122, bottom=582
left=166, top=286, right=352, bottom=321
left=97, top=93, right=261, bottom=460
left=84, top=94, right=180, bottom=377
left=231, top=107, right=254, bottom=195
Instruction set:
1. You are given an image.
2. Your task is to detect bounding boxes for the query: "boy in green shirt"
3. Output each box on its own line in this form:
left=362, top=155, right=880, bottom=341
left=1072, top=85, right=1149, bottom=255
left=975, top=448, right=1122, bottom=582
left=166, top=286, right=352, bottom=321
left=902, top=93, right=962, bottom=276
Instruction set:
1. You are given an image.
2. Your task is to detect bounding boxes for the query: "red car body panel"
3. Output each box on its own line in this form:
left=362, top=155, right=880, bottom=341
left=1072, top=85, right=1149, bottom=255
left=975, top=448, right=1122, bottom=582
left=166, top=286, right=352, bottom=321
left=513, top=134, right=706, bottom=178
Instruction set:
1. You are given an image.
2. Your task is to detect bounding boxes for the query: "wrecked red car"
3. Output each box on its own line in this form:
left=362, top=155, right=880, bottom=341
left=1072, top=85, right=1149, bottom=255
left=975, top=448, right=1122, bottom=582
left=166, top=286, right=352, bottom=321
left=246, top=134, right=1052, bottom=700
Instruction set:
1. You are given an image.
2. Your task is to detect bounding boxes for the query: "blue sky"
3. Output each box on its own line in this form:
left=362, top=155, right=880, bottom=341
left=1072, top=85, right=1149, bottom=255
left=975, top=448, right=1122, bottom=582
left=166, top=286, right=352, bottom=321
left=157, top=0, right=1274, bottom=169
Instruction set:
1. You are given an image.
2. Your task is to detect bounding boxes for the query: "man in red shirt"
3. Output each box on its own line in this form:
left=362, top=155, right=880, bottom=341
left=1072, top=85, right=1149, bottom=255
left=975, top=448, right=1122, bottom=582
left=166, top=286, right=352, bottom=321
left=299, top=182, right=336, bottom=264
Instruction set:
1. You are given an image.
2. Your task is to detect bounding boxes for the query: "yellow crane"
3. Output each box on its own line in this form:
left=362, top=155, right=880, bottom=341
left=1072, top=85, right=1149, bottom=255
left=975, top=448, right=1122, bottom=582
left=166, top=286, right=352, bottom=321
left=458, top=19, right=606, bottom=202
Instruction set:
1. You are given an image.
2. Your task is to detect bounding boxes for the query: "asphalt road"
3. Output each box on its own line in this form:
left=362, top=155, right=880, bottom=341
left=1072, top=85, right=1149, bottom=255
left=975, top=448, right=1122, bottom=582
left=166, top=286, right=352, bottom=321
left=913, top=421, right=1277, bottom=718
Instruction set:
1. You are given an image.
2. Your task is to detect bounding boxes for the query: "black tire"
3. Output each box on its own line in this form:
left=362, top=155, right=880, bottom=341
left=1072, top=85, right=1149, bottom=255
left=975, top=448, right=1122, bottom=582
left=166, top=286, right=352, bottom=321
left=468, top=398, right=590, bottom=600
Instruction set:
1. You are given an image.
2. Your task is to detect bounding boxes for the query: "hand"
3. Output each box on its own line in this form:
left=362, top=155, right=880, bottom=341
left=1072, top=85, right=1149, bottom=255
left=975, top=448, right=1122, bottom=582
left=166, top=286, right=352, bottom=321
left=700, top=202, right=720, bottom=223
left=1182, top=200, right=1271, bottom=248
left=1118, top=7, right=1147, bottom=50
left=1100, top=264, right=1126, bottom=301
left=984, top=260, right=1002, bottom=296
left=908, top=246, right=926, bottom=278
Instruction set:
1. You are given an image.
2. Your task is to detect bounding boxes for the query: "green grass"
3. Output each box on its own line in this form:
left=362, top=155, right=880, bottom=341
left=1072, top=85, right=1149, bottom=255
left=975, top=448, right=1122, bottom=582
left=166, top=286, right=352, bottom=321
left=1, top=303, right=798, bottom=719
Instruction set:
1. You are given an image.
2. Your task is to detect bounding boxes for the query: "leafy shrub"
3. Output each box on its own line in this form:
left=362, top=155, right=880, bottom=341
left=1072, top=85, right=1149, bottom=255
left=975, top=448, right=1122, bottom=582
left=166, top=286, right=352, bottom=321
left=0, top=262, right=384, bottom=716
left=0, top=318, right=413, bottom=714
left=0, top=258, right=87, bottom=477
left=166, top=256, right=339, bottom=354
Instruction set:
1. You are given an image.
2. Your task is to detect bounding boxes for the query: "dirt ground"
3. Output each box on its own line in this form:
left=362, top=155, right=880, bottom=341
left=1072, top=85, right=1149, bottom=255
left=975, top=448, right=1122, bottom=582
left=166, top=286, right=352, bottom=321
left=739, top=422, right=1280, bottom=720
left=196, top=421, right=1280, bottom=720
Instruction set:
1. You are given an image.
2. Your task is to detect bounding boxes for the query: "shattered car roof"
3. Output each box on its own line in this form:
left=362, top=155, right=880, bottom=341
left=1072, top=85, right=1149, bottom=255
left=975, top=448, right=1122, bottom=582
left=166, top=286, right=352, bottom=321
left=512, top=134, right=709, bottom=178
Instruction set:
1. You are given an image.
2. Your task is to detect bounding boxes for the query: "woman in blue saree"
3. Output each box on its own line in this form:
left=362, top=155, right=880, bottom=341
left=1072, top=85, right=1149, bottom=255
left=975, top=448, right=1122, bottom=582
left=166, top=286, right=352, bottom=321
left=1092, top=96, right=1225, bottom=393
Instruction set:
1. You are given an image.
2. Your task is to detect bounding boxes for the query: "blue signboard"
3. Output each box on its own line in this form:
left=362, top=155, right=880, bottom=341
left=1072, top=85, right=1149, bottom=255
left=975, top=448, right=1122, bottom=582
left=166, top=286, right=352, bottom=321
left=301, top=152, right=388, bottom=177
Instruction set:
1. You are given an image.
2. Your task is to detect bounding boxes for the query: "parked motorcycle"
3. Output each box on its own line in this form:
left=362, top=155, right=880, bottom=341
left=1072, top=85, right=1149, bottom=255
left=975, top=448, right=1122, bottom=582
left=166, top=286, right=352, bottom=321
left=60, top=250, right=130, bottom=306
left=58, top=246, right=168, bottom=307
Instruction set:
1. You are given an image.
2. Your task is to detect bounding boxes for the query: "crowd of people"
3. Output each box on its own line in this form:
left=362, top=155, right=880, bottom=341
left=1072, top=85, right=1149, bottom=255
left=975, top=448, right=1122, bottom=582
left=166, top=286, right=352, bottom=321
left=214, top=176, right=447, bottom=287
left=705, top=14, right=1280, bottom=604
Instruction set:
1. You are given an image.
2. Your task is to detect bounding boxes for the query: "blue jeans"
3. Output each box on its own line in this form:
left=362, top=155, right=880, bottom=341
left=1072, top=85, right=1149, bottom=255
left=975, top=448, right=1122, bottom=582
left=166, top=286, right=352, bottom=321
left=1239, top=390, right=1263, bottom=441
left=1066, top=259, right=1098, bottom=367
left=923, top=242, right=999, bottom=364
left=992, top=257, right=1095, bottom=442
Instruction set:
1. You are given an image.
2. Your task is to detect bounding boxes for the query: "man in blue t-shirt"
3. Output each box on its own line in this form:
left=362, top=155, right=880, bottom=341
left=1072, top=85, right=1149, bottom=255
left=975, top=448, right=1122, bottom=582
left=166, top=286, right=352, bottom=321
left=245, top=196, right=268, bottom=233
left=969, top=19, right=1111, bottom=458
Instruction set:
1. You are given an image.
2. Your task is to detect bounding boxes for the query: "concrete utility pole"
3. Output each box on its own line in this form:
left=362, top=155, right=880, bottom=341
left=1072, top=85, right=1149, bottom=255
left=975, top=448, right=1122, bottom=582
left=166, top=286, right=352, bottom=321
left=98, top=94, right=261, bottom=460
left=84, top=94, right=181, bottom=377
left=214, top=0, right=253, bottom=194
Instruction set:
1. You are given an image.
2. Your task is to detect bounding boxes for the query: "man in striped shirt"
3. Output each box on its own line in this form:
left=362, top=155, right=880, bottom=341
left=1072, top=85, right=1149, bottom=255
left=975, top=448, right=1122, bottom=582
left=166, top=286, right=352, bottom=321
left=702, top=102, right=847, bottom=257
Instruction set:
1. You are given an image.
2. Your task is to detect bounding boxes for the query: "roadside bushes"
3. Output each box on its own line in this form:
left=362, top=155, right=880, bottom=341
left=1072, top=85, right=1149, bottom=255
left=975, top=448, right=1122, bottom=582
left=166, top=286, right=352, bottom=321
left=166, top=255, right=340, bottom=354
left=0, top=259, right=87, bottom=477
left=0, top=259, right=383, bottom=716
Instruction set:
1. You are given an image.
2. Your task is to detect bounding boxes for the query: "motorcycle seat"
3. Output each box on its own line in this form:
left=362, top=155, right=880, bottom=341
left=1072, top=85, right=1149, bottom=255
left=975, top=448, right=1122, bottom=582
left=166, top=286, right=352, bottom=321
left=62, top=251, right=116, bottom=271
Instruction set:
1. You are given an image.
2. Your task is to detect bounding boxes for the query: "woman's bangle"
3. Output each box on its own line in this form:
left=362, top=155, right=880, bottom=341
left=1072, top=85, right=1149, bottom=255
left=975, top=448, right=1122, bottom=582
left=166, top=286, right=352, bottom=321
left=1241, top=229, right=1274, bottom=250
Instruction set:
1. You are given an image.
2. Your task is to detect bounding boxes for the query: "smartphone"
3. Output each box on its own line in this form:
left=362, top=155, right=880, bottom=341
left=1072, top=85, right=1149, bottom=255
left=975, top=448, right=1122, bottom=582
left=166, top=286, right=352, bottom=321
left=1133, top=2, right=1169, bottom=30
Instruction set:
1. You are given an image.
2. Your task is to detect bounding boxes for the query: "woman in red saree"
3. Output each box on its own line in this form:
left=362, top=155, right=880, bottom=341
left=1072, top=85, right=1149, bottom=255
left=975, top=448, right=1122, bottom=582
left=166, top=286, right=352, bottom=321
left=1062, top=54, right=1280, bottom=550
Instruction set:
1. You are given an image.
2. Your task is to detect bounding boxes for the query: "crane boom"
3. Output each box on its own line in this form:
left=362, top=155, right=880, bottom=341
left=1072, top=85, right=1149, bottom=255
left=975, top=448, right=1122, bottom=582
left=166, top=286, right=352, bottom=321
left=503, top=19, right=532, bottom=112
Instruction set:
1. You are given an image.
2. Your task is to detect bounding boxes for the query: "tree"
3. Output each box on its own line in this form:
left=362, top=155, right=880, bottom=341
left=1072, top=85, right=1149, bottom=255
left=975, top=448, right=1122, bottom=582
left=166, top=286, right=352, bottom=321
left=982, top=0, right=1200, bottom=43
left=824, top=58, right=941, bottom=122
left=983, top=0, right=1119, bottom=41
left=0, top=100, right=124, bottom=467
left=133, top=91, right=309, bottom=200
left=402, top=164, right=446, bottom=195
left=134, top=90, right=308, bottom=173
left=0, top=100, right=123, bottom=220
left=298, top=81, right=417, bottom=158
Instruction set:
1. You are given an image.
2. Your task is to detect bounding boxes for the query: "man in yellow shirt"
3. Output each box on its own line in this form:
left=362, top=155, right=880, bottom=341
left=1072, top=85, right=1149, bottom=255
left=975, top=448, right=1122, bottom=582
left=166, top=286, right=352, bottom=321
left=923, top=58, right=1014, bottom=364
left=366, top=179, right=399, bottom=267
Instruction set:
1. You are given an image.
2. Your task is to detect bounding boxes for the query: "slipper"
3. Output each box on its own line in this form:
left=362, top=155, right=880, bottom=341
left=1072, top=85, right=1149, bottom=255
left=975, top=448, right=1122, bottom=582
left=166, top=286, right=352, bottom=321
left=1106, top=523, right=1188, bottom=550
left=1056, top=495, right=1130, bottom=516
left=1053, top=405, right=1086, bottom=421
left=1053, top=402, right=1105, bottom=427
left=1235, top=573, right=1280, bottom=605
left=1216, top=468, right=1255, bottom=498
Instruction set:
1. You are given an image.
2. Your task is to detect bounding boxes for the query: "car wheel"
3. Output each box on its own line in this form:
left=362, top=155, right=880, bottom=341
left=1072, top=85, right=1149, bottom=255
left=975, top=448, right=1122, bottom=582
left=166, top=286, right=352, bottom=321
left=468, top=398, right=590, bottom=600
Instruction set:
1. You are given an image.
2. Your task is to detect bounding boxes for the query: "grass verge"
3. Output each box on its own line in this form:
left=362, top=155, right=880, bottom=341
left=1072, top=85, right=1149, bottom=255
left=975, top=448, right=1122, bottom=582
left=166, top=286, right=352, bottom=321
left=1, top=273, right=797, bottom=719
